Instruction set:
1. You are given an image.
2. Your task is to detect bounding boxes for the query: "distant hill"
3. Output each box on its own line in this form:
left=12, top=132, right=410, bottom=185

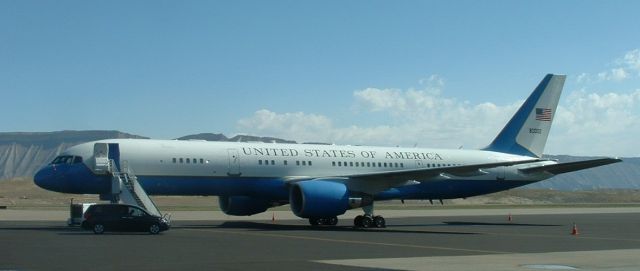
left=176, top=133, right=296, bottom=144
left=527, top=155, right=640, bottom=190
left=0, top=130, right=637, bottom=190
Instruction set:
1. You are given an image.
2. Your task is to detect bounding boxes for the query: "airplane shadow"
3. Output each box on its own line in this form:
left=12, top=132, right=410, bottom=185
left=174, top=221, right=478, bottom=235
left=0, top=225, right=159, bottom=236
left=442, top=221, right=561, bottom=227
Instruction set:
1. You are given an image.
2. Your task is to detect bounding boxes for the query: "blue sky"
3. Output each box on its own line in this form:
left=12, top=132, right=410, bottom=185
left=2, top=1, right=640, bottom=156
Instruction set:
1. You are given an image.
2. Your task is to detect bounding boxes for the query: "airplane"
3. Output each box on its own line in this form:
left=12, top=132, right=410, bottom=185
left=34, top=74, right=622, bottom=228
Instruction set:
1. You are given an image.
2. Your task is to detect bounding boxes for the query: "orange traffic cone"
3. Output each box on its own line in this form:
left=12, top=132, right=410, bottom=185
left=571, top=223, right=579, bottom=235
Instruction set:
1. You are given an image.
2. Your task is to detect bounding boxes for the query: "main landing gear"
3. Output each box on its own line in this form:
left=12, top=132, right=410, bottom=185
left=308, top=216, right=338, bottom=226
left=353, top=203, right=386, bottom=228
left=306, top=203, right=386, bottom=228
left=353, top=214, right=386, bottom=228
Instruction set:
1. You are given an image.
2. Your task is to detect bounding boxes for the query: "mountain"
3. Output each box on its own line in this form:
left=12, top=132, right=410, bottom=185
left=176, top=133, right=296, bottom=144
left=0, top=130, right=638, bottom=190
left=526, top=155, right=640, bottom=190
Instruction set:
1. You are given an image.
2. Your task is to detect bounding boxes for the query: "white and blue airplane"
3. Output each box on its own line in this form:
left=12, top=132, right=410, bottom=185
left=34, top=74, right=621, bottom=228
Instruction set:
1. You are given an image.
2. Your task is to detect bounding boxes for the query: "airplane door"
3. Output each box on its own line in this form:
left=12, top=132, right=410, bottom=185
left=227, top=149, right=241, bottom=176
left=93, top=143, right=109, bottom=173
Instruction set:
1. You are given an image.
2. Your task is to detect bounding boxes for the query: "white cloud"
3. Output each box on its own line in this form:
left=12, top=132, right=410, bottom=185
left=236, top=76, right=640, bottom=156
left=237, top=77, right=521, bottom=150
left=577, top=48, right=640, bottom=83
left=620, top=49, right=640, bottom=73
left=547, top=89, right=640, bottom=156
left=236, top=109, right=334, bottom=141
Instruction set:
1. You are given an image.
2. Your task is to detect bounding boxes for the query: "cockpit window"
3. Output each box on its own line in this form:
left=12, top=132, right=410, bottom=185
left=51, top=155, right=83, bottom=165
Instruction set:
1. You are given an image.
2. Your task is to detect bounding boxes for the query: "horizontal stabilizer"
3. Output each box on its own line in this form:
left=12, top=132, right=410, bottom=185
left=519, top=158, right=622, bottom=175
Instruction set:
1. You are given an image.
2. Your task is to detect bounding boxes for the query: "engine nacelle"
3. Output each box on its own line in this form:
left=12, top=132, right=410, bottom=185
left=218, top=196, right=271, bottom=216
left=289, top=180, right=371, bottom=218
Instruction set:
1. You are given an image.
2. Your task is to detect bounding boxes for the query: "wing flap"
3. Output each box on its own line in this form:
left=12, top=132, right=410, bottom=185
left=518, top=158, right=622, bottom=175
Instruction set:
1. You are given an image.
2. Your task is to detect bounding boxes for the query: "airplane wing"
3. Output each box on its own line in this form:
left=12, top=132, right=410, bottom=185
left=285, top=159, right=541, bottom=194
left=346, top=158, right=541, bottom=181
left=518, top=157, right=622, bottom=175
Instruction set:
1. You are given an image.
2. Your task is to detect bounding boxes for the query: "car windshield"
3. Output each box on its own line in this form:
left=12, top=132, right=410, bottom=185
left=50, top=155, right=82, bottom=165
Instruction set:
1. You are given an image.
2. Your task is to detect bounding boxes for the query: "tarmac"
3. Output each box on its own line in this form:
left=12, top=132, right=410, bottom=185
left=1, top=207, right=640, bottom=271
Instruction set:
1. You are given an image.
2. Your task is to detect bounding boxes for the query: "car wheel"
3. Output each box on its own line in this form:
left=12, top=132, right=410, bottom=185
left=93, top=224, right=105, bottom=234
left=149, top=223, right=160, bottom=234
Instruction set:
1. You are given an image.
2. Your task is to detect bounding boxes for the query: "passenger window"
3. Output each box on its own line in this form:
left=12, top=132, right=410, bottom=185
left=400, top=163, right=404, bottom=168
left=284, top=160, right=288, bottom=166
left=200, top=159, right=204, bottom=164
left=338, top=161, right=342, bottom=166
left=355, top=162, right=359, bottom=167
left=179, top=158, right=184, bottom=163
left=172, top=158, right=177, bottom=163
left=378, top=162, right=382, bottom=167
left=296, top=161, right=300, bottom=166
left=384, top=163, right=387, bottom=167
left=372, top=162, right=376, bottom=167
left=302, top=161, right=306, bottom=166
left=308, top=161, right=312, bottom=166
left=186, top=158, right=190, bottom=164
left=350, top=162, right=353, bottom=167
left=332, top=161, right=336, bottom=166
left=271, top=160, right=275, bottom=165
left=395, top=163, right=399, bottom=168
left=259, top=160, right=263, bottom=165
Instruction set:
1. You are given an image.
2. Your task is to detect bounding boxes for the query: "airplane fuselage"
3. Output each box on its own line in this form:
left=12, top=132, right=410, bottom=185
left=35, top=139, right=552, bottom=201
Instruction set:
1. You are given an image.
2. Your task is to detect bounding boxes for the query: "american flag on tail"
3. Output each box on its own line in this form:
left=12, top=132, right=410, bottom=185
left=535, top=108, right=552, bottom=121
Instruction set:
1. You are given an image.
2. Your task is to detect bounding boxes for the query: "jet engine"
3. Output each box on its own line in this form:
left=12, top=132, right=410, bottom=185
left=218, top=195, right=272, bottom=216
left=289, top=180, right=372, bottom=218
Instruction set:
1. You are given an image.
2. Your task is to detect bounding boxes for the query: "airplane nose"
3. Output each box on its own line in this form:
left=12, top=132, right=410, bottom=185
left=34, top=165, right=64, bottom=192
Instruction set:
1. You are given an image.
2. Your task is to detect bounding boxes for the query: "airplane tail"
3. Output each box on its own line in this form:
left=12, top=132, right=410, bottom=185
left=484, top=74, right=566, bottom=158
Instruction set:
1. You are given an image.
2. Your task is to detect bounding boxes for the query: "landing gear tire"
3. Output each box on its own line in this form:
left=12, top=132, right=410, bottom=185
left=309, top=217, right=321, bottom=226
left=361, top=215, right=373, bottom=228
left=326, top=216, right=338, bottom=226
left=354, top=215, right=363, bottom=227
left=354, top=215, right=385, bottom=228
left=309, top=216, right=338, bottom=226
left=373, top=216, right=386, bottom=228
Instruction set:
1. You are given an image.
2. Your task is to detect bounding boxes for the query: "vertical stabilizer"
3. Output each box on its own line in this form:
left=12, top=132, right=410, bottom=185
left=484, top=74, right=566, bottom=157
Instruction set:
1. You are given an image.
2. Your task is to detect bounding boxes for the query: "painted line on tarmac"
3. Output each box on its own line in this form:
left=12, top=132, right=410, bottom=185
left=464, top=230, right=640, bottom=243
left=184, top=228, right=513, bottom=255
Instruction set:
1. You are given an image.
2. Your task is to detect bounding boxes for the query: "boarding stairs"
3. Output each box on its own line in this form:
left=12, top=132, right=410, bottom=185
left=93, top=141, right=165, bottom=218
left=108, top=159, right=162, bottom=217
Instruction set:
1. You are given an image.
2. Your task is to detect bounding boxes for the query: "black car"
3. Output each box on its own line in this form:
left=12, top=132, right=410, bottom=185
left=81, top=204, right=170, bottom=234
